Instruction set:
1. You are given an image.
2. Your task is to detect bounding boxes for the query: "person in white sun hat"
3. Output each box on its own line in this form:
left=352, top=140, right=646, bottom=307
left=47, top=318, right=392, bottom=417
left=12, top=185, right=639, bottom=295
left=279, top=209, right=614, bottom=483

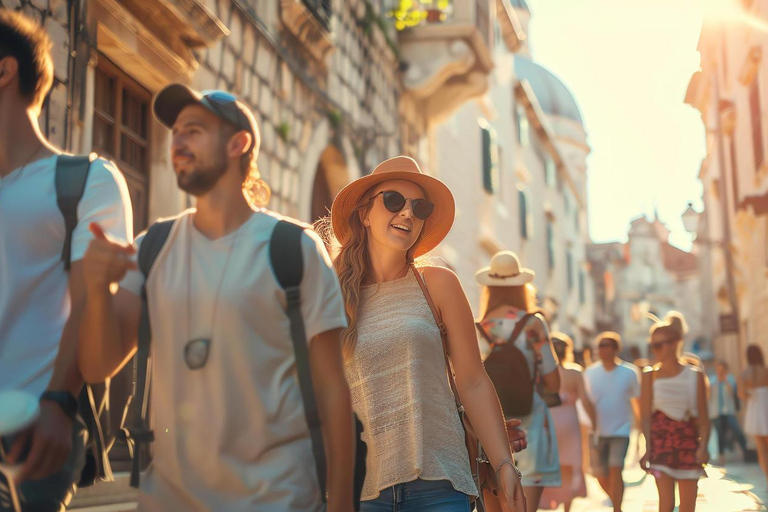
left=476, top=251, right=561, bottom=512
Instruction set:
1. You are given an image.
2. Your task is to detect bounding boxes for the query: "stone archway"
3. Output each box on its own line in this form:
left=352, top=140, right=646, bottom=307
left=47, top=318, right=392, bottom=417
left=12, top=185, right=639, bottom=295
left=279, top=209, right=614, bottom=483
left=298, top=119, right=362, bottom=222
left=310, top=145, right=350, bottom=223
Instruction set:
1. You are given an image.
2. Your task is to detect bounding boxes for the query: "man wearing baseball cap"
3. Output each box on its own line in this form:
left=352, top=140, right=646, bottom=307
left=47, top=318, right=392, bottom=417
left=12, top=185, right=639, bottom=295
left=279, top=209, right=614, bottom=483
left=78, top=84, right=355, bottom=511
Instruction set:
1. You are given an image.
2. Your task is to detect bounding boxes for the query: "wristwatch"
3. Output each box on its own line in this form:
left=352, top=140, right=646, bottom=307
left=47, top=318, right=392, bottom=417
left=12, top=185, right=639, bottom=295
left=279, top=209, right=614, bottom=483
left=40, top=390, right=78, bottom=420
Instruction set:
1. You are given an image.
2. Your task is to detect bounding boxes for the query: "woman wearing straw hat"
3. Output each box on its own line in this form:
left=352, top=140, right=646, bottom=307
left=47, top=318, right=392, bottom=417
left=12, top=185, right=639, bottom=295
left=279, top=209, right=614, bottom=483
left=476, top=251, right=561, bottom=512
left=325, top=156, right=526, bottom=511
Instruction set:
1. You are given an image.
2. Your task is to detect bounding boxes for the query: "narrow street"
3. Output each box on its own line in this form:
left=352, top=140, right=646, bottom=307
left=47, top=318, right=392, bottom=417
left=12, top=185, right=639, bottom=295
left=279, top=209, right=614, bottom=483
left=67, top=461, right=768, bottom=512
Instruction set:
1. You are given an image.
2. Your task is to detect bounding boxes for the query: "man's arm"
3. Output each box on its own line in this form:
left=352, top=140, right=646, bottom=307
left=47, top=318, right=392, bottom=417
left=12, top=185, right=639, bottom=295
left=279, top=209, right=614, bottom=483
left=309, top=328, right=354, bottom=512
left=8, top=261, right=87, bottom=482
left=78, top=223, right=141, bottom=384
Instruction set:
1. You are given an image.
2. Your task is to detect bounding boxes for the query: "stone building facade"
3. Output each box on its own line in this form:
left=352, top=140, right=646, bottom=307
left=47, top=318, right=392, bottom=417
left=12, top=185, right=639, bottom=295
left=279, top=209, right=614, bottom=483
left=684, top=1, right=768, bottom=372
left=432, top=0, right=595, bottom=347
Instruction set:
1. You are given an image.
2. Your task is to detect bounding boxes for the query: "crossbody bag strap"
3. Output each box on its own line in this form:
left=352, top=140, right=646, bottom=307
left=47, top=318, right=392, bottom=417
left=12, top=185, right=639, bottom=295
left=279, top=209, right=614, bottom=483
left=410, top=266, right=463, bottom=411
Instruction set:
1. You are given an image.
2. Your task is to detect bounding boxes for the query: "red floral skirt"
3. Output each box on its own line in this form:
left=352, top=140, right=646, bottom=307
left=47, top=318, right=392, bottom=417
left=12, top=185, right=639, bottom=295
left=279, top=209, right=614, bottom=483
left=649, top=410, right=700, bottom=471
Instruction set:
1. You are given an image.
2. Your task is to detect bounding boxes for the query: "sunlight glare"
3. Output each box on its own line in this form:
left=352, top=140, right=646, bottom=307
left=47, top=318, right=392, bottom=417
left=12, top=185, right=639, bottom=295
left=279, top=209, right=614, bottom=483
left=702, top=0, right=768, bottom=33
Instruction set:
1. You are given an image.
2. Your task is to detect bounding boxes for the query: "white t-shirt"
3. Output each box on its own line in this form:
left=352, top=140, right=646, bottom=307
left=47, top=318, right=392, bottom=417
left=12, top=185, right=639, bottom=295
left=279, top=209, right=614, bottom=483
left=119, top=209, right=347, bottom=512
left=584, top=361, right=640, bottom=437
left=0, top=155, right=132, bottom=397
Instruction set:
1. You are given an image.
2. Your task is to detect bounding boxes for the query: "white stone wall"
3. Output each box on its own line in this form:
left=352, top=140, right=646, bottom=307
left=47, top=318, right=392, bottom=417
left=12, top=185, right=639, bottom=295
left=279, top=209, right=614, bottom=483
left=434, top=45, right=594, bottom=347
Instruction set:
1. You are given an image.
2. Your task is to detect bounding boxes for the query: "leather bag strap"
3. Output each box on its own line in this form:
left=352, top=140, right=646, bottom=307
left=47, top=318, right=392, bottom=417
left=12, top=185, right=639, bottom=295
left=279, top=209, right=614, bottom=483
left=410, top=266, right=463, bottom=411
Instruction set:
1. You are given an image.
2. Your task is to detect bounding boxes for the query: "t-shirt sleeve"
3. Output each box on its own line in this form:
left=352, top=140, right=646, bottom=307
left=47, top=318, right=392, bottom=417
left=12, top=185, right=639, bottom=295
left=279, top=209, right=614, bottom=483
left=70, top=159, right=133, bottom=263
left=299, top=229, right=348, bottom=342
left=119, top=232, right=145, bottom=298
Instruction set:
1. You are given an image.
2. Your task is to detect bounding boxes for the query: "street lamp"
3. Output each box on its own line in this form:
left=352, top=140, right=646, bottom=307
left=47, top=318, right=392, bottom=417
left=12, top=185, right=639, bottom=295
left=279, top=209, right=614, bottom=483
left=682, top=198, right=742, bottom=367
left=682, top=202, right=723, bottom=246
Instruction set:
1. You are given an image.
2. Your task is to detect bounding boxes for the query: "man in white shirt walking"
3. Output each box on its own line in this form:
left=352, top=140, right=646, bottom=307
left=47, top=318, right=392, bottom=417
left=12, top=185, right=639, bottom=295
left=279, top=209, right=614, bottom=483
left=78, top=85, right=355, bottom=511
left=585, top=331, right=640, bottom=512
left=0, top=9, right=133, bottom=511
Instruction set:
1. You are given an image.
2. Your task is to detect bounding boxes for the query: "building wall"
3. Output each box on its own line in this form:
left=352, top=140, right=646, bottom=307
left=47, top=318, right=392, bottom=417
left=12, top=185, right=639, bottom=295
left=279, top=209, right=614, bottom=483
left=687, top=1, right=768, bottom=371
left=434, top=33, right=594, bottom=347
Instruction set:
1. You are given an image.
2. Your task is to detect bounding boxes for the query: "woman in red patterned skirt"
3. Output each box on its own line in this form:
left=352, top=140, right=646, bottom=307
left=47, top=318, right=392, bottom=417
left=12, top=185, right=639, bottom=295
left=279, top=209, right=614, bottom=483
left=640, top=312, right=710, bottom=512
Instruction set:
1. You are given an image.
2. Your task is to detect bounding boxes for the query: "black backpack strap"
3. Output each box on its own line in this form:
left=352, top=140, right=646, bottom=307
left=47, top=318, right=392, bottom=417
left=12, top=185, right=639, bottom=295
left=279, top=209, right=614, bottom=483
left=55, top=154, right=115, bottom=486
left=269, top=220, right=328, bottom=501
left=119, top=219, right=175, bottom=488
left=55, top=154, right=94, bottom=270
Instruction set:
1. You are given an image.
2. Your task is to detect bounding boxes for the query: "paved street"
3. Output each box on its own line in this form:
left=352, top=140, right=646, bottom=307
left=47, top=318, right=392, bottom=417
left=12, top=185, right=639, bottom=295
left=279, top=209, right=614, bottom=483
left=548, top=461, right=768, bottom=512
left=68, top=461, right=767, bottom=512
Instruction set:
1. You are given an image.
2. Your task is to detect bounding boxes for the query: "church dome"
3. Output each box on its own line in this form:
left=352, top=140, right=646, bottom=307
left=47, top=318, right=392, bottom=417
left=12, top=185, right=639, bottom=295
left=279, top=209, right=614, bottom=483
left=514, top=56, right=584, bottom=125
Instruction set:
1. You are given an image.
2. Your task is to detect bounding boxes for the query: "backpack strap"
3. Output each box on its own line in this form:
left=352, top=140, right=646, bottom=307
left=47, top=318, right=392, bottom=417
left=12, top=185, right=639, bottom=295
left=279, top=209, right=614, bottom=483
left=55, top=154, right=95, bottom=270
left=120, top=218, right=175, bottom=488
left=55, top=153, right=115, bottom=485
left=269, top=220, right=328, bottom=501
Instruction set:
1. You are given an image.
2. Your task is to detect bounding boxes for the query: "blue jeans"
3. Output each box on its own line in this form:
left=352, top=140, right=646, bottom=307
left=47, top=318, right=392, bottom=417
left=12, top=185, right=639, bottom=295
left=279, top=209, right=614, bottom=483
left=361, top=479, right=471, bottom=512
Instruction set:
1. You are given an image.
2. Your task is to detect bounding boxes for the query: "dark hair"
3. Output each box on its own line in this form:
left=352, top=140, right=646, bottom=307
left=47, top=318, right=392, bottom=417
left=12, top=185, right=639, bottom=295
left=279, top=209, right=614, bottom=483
left=0, top=9, right=53, bottom=109
left=747, top=344, right=765, bottom=366
left=595, top=331, right=622, bottom=352
left=715, top=359, right=729, bottom=370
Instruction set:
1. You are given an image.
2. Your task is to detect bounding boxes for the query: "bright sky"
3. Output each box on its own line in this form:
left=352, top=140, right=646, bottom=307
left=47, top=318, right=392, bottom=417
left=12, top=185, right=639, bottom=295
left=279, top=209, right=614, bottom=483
left=527, top=0, right=707, bottom=249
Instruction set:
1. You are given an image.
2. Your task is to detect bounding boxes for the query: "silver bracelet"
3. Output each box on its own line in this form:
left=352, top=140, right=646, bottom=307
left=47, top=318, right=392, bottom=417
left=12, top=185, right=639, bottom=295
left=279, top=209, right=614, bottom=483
left=495, top=459, right=522, bottom=480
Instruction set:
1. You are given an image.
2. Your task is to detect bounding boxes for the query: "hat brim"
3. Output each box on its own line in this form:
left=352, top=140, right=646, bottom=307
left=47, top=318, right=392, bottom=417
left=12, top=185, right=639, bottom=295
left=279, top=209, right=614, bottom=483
left=331, top=172, right=455, bottom=258
left=153, top=84, right=204, bottom=129
left=475, top=268, right=535, bottom=287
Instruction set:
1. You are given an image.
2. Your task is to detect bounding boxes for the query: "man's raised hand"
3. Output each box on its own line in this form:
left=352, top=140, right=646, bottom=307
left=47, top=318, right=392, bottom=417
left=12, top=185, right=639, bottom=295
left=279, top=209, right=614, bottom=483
left=83, top=222, right=136, bottom=290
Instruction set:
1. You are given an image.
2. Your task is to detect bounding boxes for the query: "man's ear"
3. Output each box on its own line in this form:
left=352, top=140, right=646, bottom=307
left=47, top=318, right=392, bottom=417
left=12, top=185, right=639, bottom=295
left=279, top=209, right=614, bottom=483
left=0, top=57, right=18, bottom=89
left=228, top=130, right=252, bottom=159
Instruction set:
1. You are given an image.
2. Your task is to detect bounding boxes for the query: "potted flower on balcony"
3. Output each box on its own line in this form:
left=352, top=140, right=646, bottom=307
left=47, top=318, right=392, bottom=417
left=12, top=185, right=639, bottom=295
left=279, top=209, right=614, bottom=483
left=388, top=0, right=451, bottom=30
left=423, top=0, right=451, bottom=23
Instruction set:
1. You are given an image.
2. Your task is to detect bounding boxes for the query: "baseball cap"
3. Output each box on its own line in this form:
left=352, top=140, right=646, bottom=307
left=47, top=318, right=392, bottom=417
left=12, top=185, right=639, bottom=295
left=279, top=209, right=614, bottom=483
left=152, top=84, right=261, bottom=153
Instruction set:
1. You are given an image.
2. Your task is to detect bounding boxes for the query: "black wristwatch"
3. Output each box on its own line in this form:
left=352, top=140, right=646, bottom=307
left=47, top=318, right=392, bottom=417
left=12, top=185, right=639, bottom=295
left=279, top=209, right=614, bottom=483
left=40, top=390, right=78, bottom=420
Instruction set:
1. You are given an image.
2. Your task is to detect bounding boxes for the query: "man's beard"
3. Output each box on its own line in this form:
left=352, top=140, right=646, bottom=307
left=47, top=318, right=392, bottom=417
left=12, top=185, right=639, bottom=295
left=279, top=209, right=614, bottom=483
left=176, top=147, right=228, bottom=196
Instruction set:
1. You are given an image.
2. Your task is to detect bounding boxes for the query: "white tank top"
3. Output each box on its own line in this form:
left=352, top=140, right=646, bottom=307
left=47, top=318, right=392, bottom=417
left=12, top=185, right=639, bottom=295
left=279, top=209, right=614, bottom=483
left=652, top=365, right=700, bottom=421
left=344, top=269, right=478, bottom=500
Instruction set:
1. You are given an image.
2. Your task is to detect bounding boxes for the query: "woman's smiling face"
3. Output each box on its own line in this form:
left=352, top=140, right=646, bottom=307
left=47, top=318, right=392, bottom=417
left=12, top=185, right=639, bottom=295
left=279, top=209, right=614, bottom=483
left=363, top=180, right=427, bottom=255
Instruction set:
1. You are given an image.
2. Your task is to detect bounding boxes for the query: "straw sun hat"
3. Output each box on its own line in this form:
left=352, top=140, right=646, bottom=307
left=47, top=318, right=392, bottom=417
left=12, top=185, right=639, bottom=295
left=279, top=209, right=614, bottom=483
left=475, top=251, right=535, bottom=287
left=330, top=156, right=455, bottom=258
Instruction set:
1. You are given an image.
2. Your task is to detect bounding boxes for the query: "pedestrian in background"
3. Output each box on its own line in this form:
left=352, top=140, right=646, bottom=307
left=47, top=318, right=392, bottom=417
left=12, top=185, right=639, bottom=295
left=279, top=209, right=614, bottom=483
left=640, top=312, right=709, bottom=512
left=325, top=156, right=525, bottom=511
left=475, top=251, right=561, bottom=512
left=741, top=345, right=768, bottom=486
left=0, top=9, right=133, bottom=510
left=584, top=332, right=640, bottom=512
left=540, top=333, right=596, bottom=512
left=78, top=85, right=355, bottom=511
left=710, top=360, right=748, bottom=464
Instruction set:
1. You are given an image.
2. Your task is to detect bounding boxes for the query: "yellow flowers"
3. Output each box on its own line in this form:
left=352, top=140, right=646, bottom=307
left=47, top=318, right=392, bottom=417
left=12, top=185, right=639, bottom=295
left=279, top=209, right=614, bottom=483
left=388, top=0, right=452, bottom=31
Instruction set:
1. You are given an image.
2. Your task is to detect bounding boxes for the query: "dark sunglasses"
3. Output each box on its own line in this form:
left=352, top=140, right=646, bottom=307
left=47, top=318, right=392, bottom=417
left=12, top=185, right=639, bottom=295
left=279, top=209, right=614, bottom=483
left=650, top=338, right=677, bottom=351
left=372, top=191, right=435, bottom=220
left=597, top=342, right=616, bottom=349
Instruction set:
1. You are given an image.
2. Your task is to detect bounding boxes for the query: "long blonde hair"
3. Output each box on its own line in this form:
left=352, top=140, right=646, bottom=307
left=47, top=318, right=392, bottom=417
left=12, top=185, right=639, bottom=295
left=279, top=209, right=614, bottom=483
left=477, top=283, right=537, bottom=321
left=318, top=187, right=425, bottom=359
